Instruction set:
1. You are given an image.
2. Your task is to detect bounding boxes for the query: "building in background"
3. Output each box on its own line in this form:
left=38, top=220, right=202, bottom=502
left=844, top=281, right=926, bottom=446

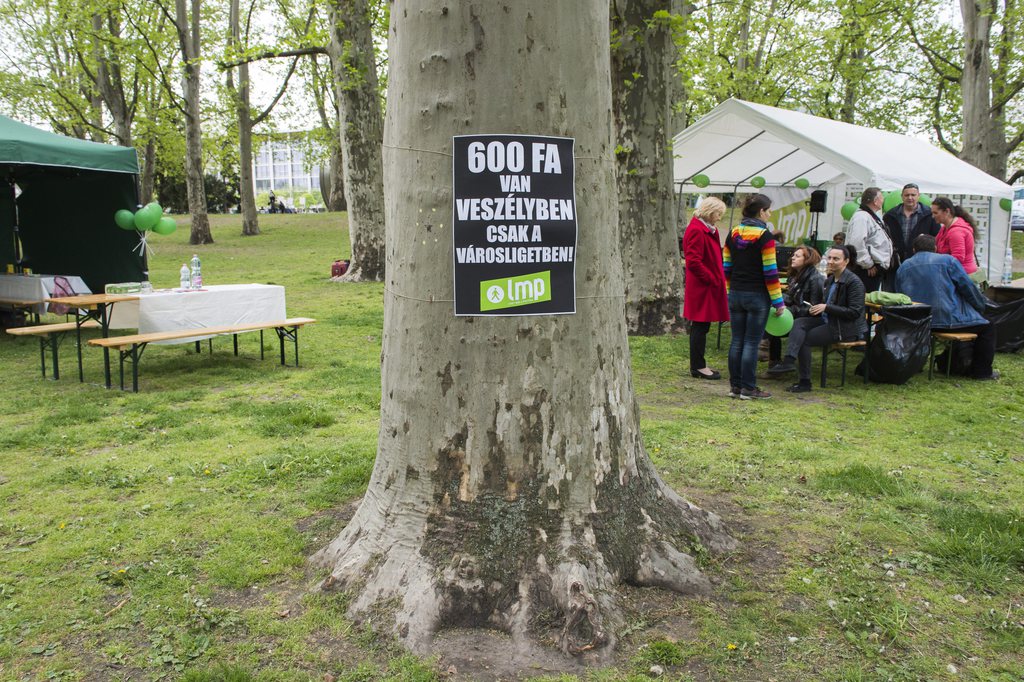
left=252, top=135, right=324, bottom=212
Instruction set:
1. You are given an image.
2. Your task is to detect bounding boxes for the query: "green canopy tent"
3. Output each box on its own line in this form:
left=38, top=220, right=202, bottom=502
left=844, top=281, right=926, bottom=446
left=0, top=115, right=145, bottom=292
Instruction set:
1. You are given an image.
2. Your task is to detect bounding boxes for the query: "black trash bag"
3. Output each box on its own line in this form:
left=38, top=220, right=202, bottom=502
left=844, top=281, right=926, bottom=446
left=866, top=304, right=933, bottom=384
left=984, top=298, right=1024, bottom=353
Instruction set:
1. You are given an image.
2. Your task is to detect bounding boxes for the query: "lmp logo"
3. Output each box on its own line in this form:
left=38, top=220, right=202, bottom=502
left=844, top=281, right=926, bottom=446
left=479, top=271, right=552, bottom=311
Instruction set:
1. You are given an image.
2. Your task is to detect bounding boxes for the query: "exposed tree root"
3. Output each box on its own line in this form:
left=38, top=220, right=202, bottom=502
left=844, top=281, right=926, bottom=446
left=312, top=495, right=730, bottom=661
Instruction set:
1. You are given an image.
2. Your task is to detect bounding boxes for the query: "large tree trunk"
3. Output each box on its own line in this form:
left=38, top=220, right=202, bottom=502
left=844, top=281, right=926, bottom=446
left=229, top=0, right=260, bottom=236
left=960, top=0, right=1006, bottom=179
left=327, top=0, right=385, bottom=281
left=326, top=140, right=347, bottom=211
left=176, top=0, right=213, bottom=245
left=611, top=1, right=683, bottom=335
left=312, top=0, right=734, bottom=659
left=668, top=0, right=693, bottom=135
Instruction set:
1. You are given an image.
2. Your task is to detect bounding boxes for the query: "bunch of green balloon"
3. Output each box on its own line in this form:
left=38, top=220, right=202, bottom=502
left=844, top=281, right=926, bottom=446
left=692, top=174, right=710, bottom=188
left=840, top=201, right=858, bottom=221
left=113, top=203, right=177, bottom=236
left=794, top=178, right=810, bottom=189
left=751, top=176, right=766, bottom=188
left=999, top=198, right=1012, bottom=212
left=882, top=191, right=901, bottom=212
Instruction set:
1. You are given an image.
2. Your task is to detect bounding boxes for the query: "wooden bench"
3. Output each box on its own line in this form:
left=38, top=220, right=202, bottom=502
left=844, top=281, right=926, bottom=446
left=6, top=320, right=101, bottom=380
left=928, top=331, right=978, bottom=379
left=820, top=340, right=867, bottom=387
left=88, top=317, right=316, bottom=392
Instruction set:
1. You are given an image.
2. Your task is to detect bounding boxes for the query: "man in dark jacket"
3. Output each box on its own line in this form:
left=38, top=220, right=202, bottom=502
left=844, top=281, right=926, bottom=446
left=884, top=183, right=940, bottom=265
left=895, top=235, right=998, bottom=380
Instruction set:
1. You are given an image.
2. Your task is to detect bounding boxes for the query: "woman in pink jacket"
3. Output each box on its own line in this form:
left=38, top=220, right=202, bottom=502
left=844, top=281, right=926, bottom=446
left=931, top=197, right=978, bottom=275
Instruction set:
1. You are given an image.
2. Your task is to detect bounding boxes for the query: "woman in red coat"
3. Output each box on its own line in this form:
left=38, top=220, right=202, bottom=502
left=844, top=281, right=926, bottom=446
left=682, top=197, right=729, bottom=379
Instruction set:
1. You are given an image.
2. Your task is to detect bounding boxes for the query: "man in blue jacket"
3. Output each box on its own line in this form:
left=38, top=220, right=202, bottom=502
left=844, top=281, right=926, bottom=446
left=895, top=235, right=998, bottom=380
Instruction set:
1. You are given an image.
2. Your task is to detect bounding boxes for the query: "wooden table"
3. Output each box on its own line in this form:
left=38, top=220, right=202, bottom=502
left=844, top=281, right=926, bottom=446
left=45, top=293, right=139, bottom=387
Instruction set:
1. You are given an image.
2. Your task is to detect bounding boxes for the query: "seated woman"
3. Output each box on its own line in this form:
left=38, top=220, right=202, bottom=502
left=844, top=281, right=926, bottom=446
left=766, top=244, right=867, bottom=393
left=768, top=245, right=825, bottom=364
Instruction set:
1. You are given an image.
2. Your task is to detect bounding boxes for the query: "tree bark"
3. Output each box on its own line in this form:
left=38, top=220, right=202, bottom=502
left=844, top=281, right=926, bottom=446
left=327, top=0, right=386, bottom=281
left=326, top=141, right=348, bottom=211
left=312, top=0, right=734, bottom=659
left=611, top=1, right=683, bottom=335
left=229, top=0, right=260, bottom=236
left=175, top=0, right=213, bottom=244
left=959, top=0, right=1006, bottom=179
left=91, top=13, right=133, bottom=147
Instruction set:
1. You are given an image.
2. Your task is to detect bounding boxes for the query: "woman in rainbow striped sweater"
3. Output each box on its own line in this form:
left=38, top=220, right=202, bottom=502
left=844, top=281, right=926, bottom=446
left=723, top=193, right=785, bottom=400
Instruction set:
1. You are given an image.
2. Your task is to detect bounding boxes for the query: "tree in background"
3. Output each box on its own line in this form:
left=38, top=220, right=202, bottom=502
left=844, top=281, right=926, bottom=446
left=166, top=0, right=213, bottom=244
left=312, top=0, right=733, bottom=657
left=611, top=3, right=683, bottom=335
left=326, top=0, right=386, bottom=281
left=908, top=0, right=1024, bottom=183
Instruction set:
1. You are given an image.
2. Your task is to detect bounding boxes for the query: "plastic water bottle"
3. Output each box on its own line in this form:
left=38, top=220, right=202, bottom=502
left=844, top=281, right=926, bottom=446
left=1002, top=247, right=1014, bottom=285
left=189, top=254, right=202, bottom=289
left=179, top=264, right=190, bottom=290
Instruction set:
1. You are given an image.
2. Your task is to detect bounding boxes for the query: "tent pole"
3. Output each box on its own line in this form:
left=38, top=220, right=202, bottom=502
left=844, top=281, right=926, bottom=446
left=7, top=178, right=22, bottom=272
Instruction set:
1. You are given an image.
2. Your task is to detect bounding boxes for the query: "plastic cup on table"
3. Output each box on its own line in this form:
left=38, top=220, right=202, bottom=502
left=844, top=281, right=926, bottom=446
left=765, top=307, right=794, bottom=336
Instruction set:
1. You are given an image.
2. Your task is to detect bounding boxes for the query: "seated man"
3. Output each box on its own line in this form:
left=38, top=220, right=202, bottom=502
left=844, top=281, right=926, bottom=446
left=766, top=244, right=867, bottom=393
left=895, top=235, right=998, bottom=380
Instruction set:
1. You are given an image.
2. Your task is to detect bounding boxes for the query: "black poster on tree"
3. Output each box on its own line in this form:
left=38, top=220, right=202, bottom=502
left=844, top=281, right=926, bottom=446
left=452, top=134, right=577, bottom=316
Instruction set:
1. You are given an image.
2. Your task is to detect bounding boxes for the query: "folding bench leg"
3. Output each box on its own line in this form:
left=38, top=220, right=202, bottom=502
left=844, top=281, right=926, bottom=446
left=928, top=338, right=935, bottom=380
left=839, top=348, right=848, bottom=387
left=820, top=346, right=829, bottom=388
left=132, top=344, right=141, bottom=392
left=38, top=335, right=49, bottom=379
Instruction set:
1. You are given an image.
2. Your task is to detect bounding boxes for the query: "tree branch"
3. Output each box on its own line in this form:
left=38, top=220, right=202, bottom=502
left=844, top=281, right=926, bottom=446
left=906, top=19, right=961, bottom=82
left=218, top=45, right=327, bottom=70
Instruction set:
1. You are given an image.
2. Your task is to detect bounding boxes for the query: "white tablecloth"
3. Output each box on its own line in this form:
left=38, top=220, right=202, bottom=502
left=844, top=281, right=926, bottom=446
left=107, top=283, right=287, bottom=343
left=0, top=273, right=91, bottom=314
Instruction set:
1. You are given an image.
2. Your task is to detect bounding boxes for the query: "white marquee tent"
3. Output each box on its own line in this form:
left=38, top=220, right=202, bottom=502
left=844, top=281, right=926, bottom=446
left=672, top=98, right=1014, bottom=281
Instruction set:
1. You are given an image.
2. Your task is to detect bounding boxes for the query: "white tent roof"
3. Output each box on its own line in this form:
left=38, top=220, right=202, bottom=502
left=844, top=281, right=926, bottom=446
left=672, top=99, right=1013, bottom=199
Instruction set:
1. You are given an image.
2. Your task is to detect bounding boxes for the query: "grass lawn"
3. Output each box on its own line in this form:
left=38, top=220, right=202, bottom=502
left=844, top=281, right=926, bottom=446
left=1, top=213, right=1022, bottom=681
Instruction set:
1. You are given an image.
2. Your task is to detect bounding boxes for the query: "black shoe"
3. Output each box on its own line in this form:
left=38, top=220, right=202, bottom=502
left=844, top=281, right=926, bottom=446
left=691, top=368, right=721, bottom=380
left=766, top=359, right=796, bottom=375
left=786, top=382, right=812, bottom=393
left=972, top=370, right=1000, bottom=381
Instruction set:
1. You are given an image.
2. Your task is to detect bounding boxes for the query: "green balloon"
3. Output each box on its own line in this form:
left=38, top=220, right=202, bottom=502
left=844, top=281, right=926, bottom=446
left=765, top=307, right=794, bottom=336
left=114, top=209, right=136, bottom=230
left=692, top=173, right=710, bottom=188
left=133, top=203, right=161, bottom=231
left=841, top=201, right=858, bottom=221
left=919, top=194, right=932, bottom=207
left=795, top=178, right=809, bottom=189
left=1000, top=197, right=1012, bottom=212
left=751, top=176, right=766, bottom=188
left=153, top=216, right=177, bottom=236
left=883, top=191, right=901, bottom=212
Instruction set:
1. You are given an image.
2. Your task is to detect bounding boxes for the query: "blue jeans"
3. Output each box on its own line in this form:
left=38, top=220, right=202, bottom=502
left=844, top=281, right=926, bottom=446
left=728, top=290, right=770, bottom=390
